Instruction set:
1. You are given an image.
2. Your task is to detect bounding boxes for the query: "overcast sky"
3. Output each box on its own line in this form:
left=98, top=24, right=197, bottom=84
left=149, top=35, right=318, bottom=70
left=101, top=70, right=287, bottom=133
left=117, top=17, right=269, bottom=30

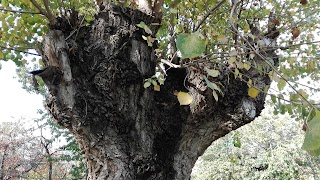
left=0, top=61, right=44, bottom=123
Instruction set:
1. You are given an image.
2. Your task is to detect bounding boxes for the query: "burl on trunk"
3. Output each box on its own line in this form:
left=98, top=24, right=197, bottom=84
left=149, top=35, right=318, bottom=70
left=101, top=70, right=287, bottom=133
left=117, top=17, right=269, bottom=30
left=37, top=4, right=273, bottom=180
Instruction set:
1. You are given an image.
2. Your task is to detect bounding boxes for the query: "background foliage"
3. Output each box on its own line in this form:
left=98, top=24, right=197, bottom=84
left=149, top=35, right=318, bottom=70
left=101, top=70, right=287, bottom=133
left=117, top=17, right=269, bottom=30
left=192, top=104, right=320, bottom=179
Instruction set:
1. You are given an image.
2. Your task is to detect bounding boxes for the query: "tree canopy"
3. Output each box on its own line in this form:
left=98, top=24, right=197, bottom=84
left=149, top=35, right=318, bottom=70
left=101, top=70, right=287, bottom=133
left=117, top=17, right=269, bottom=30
left=1, top=0, right=320, bottom=176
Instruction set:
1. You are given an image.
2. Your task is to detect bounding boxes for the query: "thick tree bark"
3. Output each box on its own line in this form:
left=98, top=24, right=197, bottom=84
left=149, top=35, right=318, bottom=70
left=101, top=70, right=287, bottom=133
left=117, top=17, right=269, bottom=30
left=39, top=4, right=274, bottom=180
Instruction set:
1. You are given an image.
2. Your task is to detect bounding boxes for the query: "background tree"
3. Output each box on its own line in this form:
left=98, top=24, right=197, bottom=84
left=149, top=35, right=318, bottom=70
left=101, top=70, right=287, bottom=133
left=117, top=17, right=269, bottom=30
left=0, top=120, right=42, bottom=179
left=35, top=111, right=87, bottom=180
left=0, top=0, right=319, bottom=179
left=0, top=118, right=85, bottom=180
left=16, top=61, right=87, bottom=179
left=192, top=106, right=320, bottom=179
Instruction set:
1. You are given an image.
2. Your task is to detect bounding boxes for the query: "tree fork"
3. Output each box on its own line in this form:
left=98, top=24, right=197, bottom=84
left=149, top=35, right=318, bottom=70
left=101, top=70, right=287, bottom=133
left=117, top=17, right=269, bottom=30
left=40, top=4, right=273, bottom=180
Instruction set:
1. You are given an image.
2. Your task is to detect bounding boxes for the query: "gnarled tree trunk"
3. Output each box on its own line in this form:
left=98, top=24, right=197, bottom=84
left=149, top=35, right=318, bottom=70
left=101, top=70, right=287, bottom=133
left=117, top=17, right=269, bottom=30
left=38, top=4, right=274, bottom=180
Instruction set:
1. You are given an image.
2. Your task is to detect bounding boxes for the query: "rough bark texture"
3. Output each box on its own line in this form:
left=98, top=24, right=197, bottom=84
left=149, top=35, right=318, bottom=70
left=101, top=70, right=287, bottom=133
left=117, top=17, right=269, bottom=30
left=39, top=4, right=275, bottom=180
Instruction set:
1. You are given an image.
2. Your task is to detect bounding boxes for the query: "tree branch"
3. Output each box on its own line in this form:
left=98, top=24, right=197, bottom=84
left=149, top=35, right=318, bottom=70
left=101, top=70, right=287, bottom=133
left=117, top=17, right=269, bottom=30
left=29, top=0, right=57, bottom=25
left=204, top=51, right=320, bottom=92
left=0, top=7, right=41, bottom=14
left=224, top=63, right=319, bottom=106
left=194, top=0, right=226, bottom=32
left=279, top=40, right=320, bottom=50
left=29, top=0, right=48, bottom=17
left=42, top=0, right=57, bottom=24
left=229, top=3, right=319, bottom=111
left=152, top=0, right=164, bottom=18
left=0, top=45, right=40, bottom=56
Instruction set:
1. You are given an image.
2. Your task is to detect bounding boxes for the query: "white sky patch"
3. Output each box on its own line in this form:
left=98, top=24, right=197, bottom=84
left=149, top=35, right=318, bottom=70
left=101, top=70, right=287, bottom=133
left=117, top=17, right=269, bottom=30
left=0, top=61, right=44, bottom=123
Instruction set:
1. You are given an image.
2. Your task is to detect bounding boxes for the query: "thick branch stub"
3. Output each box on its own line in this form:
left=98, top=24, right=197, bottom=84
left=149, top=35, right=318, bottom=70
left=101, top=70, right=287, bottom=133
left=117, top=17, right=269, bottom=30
left=41, top=30, right=75, bottom=112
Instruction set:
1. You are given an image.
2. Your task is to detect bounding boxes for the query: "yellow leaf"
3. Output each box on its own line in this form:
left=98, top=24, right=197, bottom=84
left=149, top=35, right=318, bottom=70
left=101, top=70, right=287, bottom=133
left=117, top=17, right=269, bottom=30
left=154, top=85, right=160, bottom=91
left=307, top=61, right=315, bottom=71
left=217, top=35, right=228, bottom=44
left=234, top=68, right=239, bottom=79
left=235, top=61, right=243, bottom=69
left=228, top=57, right=236, bottom=65
left=177, top=92, right=193, bottom=105
left=243, top=63, right=251, bottom=70
left=248, top=87, right=259, bottom=98
left=288, top=57, right=295, bottom=65
left=247, top=78, right=252, bottom=87
left=243, top=21, right=250, bottom=33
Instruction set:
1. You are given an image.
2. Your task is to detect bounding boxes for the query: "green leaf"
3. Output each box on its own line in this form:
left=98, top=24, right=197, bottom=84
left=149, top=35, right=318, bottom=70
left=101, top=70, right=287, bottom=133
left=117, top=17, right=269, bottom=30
left=243, top=63, right=251, bottom=70
left=212, top=90, right=218, bottom=102
left=286, top=104, right=293, bottom=115
left=204, top=77, right=222, bottom=94
left=270, top=71, right=280, bottom=82
left=279, top=104, right=286, bottom=114
left=176, top=32, right=206, bottom=59
left=229, top=155, right=238, bottom=163
left=144, top=81, right=151, bottom=88
left=271, top=95, right=277, bottom=103
left=206, top=69, right=220, bottom=77
left=233, top=133, right=241, bottom=148
left=204, top=77, right=223, bottom=101
left=277, top=79, right=287, bottom=91
left=137, top=21, right=152, bottom=34
left=243, top=21, right=250, bottom=33
left=302, top=111, right=320, bottom=151
left=264, top=85, right=269, bottom=93
left=151, top=80, right=158, bottom=86
left=298, top=89, right=309, bottom=100
left=262, top=8, right=270, bottom=16
left=310, top=147, right=320, bottom=156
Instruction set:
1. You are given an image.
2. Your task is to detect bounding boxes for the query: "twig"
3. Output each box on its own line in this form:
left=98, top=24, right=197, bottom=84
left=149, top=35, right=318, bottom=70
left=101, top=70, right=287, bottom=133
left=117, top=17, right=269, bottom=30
left=229, top=2, right=319, bottom=111
left=0, top=45, right=40, bottom=56
left=0, top=7, right=41, bottom=14
left=205, top=52, right=320, bottom=92
left=30, top=0, right=48, bottom=17
left=161, top=58, right=181, bottom=68
left=194, top=0, right=226, bottom=32
left=55, top=0, right=64, bottom=16
left=224, top=63, right=319, bottom=106
left=152, top=0, right=164, bottom=17
left=42, top=0, right=56, bottom=24
left=232, top=0, right=244, bottom=45
left=279, top=40, right=320, bottom=50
